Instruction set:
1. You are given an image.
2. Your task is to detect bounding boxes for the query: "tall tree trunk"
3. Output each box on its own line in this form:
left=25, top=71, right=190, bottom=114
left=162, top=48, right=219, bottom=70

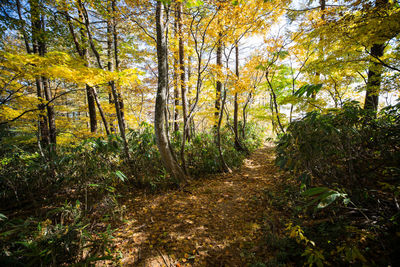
left=364, top=0, right=389, bottom=111
left=39, top=17, right=56, bottom=148
left=266, top=72, right=285, bottom=133
left=173, top=10, right=179, bottom=132
left=76, top=2, right=98, bottom=133
left=86, top=84, right=97, bottom=133
left=110, top=0, right=129, bottom=159
left=187, top=55, right=195, bottom=137
left=242, top=91, right=252, bottom=139
left=177, top=2, right=188, bottom=141
left=30, top=0, right=49, bottom=148
left=177, top=1, right=189, bottom=174
left=216, top=89, right=231, bottom=173
left=106, top=15, right=116, bottom=133
left=42, top=77, right=56, bottom=146
left=30, top=0, right=55, bottom=150
left=64, top=10, right=111, bottom=134
left=364, top=44, right=385, bottom=111
left=112, top=0, right=126, bottom=131
left=155, top=0, right=187, bottom=183
left=16, top=0, right=31, bottom=54
left=214, top=34, right=222, bottom=129
left=312, top=0, right=325, bottom=99
left=92, top=87, right=110, bottom=135
left=233, top=44, right=245, bottom=152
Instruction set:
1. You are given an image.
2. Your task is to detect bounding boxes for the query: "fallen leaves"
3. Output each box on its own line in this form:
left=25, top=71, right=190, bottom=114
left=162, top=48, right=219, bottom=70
left=112, top=147, right=287, bottom=266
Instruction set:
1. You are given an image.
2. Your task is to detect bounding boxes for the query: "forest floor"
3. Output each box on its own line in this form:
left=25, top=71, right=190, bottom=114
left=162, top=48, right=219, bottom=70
left=113, top=146, right=291, bottom=266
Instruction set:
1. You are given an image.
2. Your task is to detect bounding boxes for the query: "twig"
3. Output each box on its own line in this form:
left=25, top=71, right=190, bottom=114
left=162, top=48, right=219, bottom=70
left=156, top=248, right=170, bottom=267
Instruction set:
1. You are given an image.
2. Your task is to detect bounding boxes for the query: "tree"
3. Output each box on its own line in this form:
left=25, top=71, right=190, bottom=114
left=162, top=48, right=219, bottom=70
left=155, top=0, right=187, bottom=183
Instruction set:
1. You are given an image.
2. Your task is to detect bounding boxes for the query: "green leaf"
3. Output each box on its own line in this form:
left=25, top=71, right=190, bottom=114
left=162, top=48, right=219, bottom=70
left=294, top=84, right=323, bottom=97
left=0, top=213, right=7, bottom=221
left=317, top=192, right=341, bottom=209
left=185, top=0, right=204, bottom=8
left=115, top=171, right=127, bottom=182
left=302, top=187, right=330, bottom=197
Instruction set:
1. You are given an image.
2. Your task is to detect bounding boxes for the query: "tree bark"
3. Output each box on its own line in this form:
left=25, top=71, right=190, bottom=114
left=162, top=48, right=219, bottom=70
left=242, top=91, right=252, bottom=139
left=177, top=1, right=189, bottom=141
left=364, top=43, right=385, bottom=111
left=106, top=15, right=116, bottom=133
left=64, top=10, right=112, bottom=134
left=177, top=1, right=189, bottom=174
left=16, top=0, right=31, bottom=54
left=30, top=0, right=49, bottom=148
left=42, top=77, right=56, bottom=146
left=233, top=44, right=245, bottom=152
left=155, top=1, right=187, bottom=183
left=216, top=89, right=231, bottom=173
left=31, top=0, right=56, bottom=149
left=112, top=0, right=127, bottom=132
left=266, top=72, right=285, bottom=133
left=173, top=10, right=179, bottom=132
left=92, top=87, right=110, bottom=135
left=86, top=84, right=97, bottom=133
left=312, top=0, right=325, bottom=99
left=76, top=1, right=99, bottom=133
left=110, top=0, right=129, bottom=159
left=214, top=34, right=222, bottom=129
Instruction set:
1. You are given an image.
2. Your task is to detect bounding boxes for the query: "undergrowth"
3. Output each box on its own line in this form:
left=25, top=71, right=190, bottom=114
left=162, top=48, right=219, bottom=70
left=0, top=122, right=263, bottom=265
left=269, top=101, right=400, bottom=266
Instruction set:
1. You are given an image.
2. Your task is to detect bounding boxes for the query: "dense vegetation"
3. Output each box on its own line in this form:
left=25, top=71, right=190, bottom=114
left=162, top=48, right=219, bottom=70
left=272, top=102, right=400, bottom=266
left=0, top=0, right=399, bottom=265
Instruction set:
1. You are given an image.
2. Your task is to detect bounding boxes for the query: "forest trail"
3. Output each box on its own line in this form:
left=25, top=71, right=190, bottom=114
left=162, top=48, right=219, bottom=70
left=114, top=146, right=286, bottom=266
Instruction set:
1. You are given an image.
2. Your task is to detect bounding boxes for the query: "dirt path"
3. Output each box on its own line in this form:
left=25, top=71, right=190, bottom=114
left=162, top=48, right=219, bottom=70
left=114, top=146, right=285, bottom=266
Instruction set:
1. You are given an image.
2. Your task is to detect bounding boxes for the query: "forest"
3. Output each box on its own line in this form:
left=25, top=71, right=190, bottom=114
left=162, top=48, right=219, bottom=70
left=0, top=0, right=399, bottom=266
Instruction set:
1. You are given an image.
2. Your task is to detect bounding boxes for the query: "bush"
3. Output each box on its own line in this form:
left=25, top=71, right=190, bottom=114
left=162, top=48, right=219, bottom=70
left=0, top=134, right=126, bottom=207
left=276, top=101, right=400, bottom=191
left=0, top=201, right=117, bottom=266
left=127, top=124, right=164, bottom=186
left=275, top=101, right=400, bottom=265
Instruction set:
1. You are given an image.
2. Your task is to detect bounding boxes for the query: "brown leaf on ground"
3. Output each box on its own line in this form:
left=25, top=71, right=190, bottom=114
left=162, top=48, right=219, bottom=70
left=113, top=147, right=287, bottom=266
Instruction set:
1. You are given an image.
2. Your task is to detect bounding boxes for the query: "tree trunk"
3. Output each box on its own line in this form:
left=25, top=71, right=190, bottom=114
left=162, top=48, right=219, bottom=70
left=106, top=15, right=116, bottom=133
left=178, top=2, right=189, bottom=141
left=39, top=19, right=56, bottom=148
left=76, top=2, right=98, bottom=133
left=242, top=91, right=252, bottom=139
left=188, top=55, right=195, bottom=137
left=64, top=10, right=111, bottom=134
left=42, top=77, right=56, bottom=146
left=30, top=0, right=49, bottom=148
left=312, top=0, right=325, bottom=99
left=266, top=72, right=285, bottom=133
left=92, top=87, right=110, bottom=135
left=177, top=1, right=189, bottom=174
left=364, top=43, right=385, bottom=111
left=173, top=11, right=179, bottom=132
left=86, top=84, right=97, bottom=133
left=16, top=0, right=31, bottom=54
left=216, top=89, right=231, bottom=173
left=233, top=44, right=245, bottom=152
left=110, top=0, right=129, bottom=159
left=155, top=1, right=187, bottom=183
left=214, top=34, right=222, bottom=129
left=112, top=0, right=127, bottom=131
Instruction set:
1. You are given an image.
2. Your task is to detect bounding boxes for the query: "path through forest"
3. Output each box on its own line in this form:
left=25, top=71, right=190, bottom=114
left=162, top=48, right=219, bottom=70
left=114, top=146, right=287, bottom=266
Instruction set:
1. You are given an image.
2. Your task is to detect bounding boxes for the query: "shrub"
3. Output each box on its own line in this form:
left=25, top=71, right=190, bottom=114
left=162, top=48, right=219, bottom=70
left=275, top=101, right=400, bottom=265
left=0, top=201, right=117, bottom=266
left=276, top=101, right=400, bottom=191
